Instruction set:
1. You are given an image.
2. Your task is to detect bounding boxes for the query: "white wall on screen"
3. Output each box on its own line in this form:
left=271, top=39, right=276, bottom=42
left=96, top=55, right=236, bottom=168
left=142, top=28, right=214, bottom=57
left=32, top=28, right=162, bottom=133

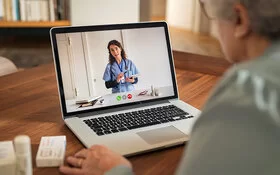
left=83, top=30, right=123, bottom=96
left=122, top=27, right=173, bottom=90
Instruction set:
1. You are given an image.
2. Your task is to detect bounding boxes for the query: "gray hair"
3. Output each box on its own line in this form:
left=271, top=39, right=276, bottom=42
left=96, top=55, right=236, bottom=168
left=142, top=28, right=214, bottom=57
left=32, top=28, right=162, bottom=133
left=213, top=0, right=280, bottom=40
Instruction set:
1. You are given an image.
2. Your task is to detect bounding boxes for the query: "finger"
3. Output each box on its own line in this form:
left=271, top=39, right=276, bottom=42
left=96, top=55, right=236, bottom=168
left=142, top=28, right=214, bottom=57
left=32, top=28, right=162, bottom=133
left=74, top=149, right=88, bottom=158
left=66, top=156, right=83, bottom=167
left=59, top=166, right=83, bottom=175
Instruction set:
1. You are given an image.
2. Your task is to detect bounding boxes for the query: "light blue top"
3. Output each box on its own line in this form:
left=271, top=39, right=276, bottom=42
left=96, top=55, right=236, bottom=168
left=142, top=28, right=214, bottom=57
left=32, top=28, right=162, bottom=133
left=103, top=58, right=139, bottom=93
left=105, top=41, right=280, bottom=175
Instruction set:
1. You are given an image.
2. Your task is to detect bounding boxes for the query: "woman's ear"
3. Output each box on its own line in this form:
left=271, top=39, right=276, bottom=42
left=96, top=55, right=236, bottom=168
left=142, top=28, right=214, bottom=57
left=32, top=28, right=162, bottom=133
left=234, top=3, right=251, bottom=39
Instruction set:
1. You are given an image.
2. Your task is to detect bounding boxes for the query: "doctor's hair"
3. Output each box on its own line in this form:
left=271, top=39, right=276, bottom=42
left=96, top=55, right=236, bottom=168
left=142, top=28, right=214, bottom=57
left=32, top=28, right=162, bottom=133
left=107, top=40, right=127, bottom=65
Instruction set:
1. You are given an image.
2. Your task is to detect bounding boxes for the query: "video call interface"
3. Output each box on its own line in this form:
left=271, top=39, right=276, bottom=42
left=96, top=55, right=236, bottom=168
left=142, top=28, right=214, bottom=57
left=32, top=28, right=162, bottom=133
left=55, top=27, right=175, bottom=113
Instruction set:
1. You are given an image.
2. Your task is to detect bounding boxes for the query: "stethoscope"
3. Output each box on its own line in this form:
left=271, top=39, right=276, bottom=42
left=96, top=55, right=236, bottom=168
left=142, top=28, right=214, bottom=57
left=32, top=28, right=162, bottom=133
left=116, top=59, right=128, bottom=73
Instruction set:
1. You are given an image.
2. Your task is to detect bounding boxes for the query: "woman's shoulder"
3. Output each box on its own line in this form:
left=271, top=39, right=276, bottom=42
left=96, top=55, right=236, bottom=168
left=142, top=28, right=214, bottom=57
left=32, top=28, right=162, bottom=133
left=125, top=58, right=134, bottom=63
left=105, top=63, right=112, bottom=69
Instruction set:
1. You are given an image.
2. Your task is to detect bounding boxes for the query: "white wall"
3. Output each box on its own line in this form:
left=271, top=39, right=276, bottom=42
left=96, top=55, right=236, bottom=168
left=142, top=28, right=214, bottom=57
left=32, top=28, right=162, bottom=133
left=166, top=0, right=195, bottom=30
left=70, top=0, right=140, bottom=26
left=166, top=0, right=211, bottom=34
left=122, top=27, right=173, bottom=90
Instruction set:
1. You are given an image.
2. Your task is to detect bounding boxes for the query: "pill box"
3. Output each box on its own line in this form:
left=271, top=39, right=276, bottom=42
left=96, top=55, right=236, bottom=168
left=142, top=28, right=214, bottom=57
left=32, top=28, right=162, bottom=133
left=0, top=141, right=16, bottom=175
left=36, top=136, right=66, bottom=167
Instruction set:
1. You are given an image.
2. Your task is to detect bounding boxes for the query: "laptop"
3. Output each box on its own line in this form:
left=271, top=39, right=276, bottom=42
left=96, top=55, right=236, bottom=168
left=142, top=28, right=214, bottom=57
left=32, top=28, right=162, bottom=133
left=50, top=22, right=200, bottom=156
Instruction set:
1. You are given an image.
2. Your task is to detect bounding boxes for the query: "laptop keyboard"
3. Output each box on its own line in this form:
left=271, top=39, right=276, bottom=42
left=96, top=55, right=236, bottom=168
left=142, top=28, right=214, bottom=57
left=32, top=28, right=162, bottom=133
left=83, top=105, right=194, bottom=136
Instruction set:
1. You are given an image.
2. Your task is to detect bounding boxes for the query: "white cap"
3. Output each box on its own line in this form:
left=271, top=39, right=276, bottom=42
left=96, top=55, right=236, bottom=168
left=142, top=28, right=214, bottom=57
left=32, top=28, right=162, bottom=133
left=14, top=135, right=31, bottom=154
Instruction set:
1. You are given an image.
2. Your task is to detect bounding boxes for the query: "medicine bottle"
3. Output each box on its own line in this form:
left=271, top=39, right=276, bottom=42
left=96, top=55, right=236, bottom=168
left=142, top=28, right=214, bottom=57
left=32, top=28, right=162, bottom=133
left=14, top=135, right=32, bottom=175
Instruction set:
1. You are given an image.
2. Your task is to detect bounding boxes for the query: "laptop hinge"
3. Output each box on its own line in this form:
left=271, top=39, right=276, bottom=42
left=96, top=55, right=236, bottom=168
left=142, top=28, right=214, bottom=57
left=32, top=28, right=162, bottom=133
left=65, top=115, right=78, bottom=119
left=76, top=99, right=171, bottom=118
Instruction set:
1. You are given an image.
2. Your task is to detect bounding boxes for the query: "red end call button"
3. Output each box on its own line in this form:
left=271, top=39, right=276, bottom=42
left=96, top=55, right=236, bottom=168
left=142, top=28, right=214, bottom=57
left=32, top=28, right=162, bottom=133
left=127, top=94, right=132, bottom=99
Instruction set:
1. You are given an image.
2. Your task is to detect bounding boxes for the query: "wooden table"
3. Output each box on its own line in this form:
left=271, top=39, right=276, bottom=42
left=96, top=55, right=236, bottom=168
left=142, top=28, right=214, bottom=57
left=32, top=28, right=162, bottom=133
left=0, top=63, right=219, bottom=175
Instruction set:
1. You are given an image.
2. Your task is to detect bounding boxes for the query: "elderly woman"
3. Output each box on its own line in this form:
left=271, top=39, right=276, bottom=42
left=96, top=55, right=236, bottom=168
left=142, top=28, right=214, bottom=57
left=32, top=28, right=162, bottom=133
left=60, top=0, right=280, bottom=175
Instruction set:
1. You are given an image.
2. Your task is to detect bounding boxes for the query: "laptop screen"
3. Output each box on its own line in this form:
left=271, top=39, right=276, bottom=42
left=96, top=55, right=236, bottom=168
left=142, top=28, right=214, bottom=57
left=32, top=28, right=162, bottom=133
left=51, top=22, right=178, bottom=116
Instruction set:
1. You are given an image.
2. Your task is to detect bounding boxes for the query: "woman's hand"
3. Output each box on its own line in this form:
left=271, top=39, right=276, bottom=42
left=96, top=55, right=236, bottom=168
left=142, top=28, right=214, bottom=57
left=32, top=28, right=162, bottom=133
left=125, top=77, right=135, bottom=83
left=116, top=73, right=124, bottom=83
left=59, top=145, right=132, bottom=175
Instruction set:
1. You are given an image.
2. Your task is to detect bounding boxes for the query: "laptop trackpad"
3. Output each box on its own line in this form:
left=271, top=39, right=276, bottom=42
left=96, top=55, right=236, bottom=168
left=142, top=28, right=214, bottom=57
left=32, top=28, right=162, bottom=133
left=137, top=126, right=187, bottom=145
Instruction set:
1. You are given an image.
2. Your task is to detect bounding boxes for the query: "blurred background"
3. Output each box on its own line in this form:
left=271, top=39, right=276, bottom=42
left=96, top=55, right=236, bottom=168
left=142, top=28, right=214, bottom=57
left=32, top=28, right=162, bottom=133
left=0, top=0, right=223, bottom=75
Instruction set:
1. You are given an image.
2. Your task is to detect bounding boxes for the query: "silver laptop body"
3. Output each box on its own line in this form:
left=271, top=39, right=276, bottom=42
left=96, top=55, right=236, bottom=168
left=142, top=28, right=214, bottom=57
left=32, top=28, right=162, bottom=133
left=50, top=22, right=200, bottom=156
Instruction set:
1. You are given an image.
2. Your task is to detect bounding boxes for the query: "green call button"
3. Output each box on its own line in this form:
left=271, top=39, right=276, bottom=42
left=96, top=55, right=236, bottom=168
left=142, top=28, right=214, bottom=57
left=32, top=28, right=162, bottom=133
left=116, top=96, right=122, bottom=101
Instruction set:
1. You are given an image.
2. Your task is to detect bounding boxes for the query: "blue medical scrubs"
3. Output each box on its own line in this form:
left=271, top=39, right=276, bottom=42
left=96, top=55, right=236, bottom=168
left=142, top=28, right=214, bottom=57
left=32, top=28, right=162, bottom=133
left=103, top=58, right=139, bottom=93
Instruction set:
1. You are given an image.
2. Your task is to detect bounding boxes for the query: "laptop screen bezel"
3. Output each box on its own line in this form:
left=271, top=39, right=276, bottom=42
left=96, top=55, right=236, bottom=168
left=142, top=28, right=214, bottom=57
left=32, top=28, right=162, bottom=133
left=50, top=22, right=179, bottom=117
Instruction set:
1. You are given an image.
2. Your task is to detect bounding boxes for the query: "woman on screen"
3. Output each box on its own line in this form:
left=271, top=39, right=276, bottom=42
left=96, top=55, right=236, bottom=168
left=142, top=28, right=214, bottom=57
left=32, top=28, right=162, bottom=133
left=103, top=40, right=139, bottom=93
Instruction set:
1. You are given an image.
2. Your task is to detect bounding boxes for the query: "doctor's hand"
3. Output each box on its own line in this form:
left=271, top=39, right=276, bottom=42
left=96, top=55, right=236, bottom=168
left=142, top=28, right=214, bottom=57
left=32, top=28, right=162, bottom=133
left=125, top=77, right=135, bottom=83
left=116, top=73, right=124, bottom=83
left=59, top=145, right=132, bottom=175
